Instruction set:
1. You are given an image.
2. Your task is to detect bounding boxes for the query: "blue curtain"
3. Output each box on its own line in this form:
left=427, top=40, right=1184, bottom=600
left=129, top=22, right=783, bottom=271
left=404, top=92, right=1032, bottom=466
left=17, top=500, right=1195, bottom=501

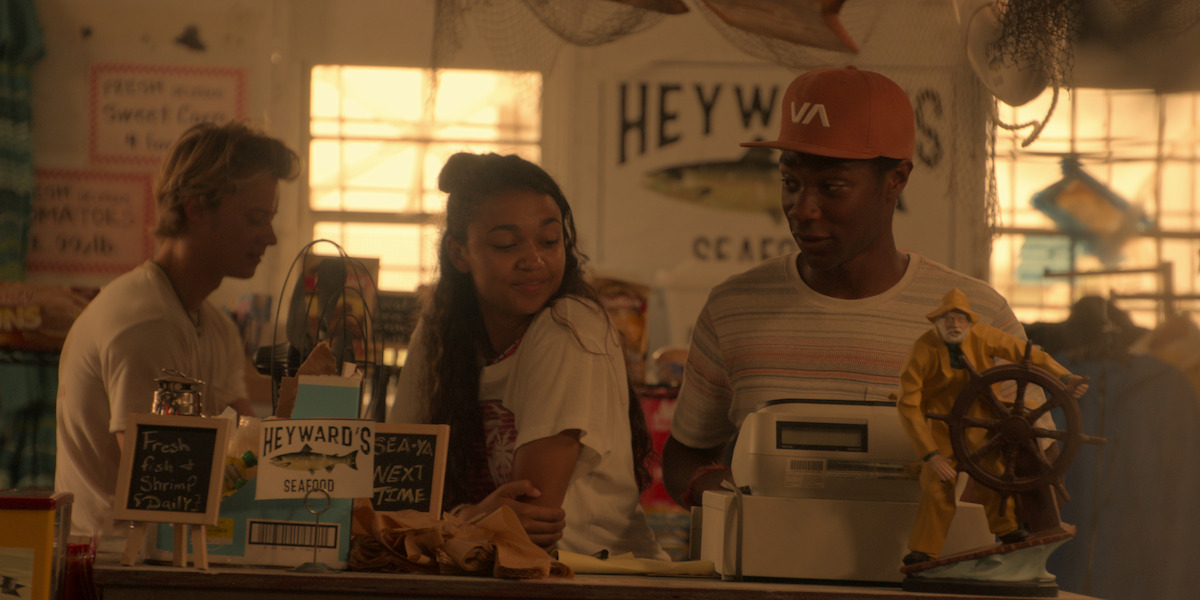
left=1047, top=355, right=1200, bottom=600
left=0, top=0, right=45, bottom=281
left=0, top=358, right=58, bottom=489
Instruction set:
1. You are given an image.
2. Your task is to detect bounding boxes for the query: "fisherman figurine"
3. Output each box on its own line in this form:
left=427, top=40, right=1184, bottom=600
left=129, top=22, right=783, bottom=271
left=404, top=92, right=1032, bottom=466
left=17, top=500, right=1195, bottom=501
left=894, top=289, right=1089, bottom=566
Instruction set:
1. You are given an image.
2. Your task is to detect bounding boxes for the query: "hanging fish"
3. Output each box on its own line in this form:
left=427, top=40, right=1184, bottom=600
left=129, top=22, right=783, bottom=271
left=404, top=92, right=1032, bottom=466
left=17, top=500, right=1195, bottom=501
left=269, top=444, right=358, bottom=473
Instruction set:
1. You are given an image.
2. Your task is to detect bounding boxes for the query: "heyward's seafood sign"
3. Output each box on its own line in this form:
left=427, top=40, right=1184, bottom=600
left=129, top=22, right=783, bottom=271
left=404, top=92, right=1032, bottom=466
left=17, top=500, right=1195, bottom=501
left=256, top=419, right=375, bottom=500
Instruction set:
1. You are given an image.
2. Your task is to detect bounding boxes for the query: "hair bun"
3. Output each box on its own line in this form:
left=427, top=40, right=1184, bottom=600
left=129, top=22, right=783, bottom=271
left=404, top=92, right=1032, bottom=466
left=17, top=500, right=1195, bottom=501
left=438, top=152, right=489, bottom=194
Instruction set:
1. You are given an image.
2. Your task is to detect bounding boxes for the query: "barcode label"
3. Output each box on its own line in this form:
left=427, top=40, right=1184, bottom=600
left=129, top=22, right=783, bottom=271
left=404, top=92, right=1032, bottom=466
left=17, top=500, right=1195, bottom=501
left=789, top=459, right=826, bottom=473
left=785, top=458, right=826, bottom=488
left=247, top=520, right=338, bottom=549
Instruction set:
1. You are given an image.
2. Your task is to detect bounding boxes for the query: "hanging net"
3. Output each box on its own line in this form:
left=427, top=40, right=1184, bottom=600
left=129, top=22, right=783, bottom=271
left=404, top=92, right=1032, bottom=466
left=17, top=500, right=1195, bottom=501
left=433, top=0, right=676, bottom=75
left=993, top=0, right=1080, bottom=89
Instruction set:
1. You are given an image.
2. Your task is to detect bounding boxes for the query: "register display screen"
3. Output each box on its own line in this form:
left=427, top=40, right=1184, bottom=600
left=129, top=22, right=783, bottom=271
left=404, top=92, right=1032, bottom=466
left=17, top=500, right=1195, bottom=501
left=776, top=421, right=867, bottom=452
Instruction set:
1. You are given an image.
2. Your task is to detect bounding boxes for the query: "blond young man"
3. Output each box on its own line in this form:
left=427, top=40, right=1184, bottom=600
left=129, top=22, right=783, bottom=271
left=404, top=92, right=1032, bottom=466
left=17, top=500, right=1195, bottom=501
left=55, top=122, right=299, bottom=547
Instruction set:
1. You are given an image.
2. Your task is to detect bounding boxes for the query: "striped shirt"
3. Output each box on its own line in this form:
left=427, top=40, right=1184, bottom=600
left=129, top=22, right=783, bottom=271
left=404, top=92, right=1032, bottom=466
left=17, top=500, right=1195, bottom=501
left=671, top=252, right=1023, bottom=449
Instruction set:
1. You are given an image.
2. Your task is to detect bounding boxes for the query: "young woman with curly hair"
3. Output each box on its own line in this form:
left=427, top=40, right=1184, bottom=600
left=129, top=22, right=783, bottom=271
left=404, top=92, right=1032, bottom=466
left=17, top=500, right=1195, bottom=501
left=388, top=152, right=664, bottom=559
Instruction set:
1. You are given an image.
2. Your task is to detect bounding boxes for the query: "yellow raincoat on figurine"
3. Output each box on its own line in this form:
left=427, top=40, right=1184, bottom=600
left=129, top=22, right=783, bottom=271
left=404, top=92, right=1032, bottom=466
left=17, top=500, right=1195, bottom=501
left=895, top=289, right=1088, bottom=566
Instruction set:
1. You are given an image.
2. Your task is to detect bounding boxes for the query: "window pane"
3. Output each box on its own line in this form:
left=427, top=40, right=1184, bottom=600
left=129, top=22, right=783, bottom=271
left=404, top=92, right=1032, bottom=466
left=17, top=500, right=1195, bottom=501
left=1109, top=92, right=1158, bottom=151
left=309, top=65, right=541, bottom=292
left=313, top=222, right=441, bottom=291
left=309, top=188, right=344, bottom=212
left=310, top=67, right=345, bottom=120
left=991, top=87, right=1200, bottom=329
left=311, top=65, right=425, bottom=132
left=433, top=71, right=541, bottom=142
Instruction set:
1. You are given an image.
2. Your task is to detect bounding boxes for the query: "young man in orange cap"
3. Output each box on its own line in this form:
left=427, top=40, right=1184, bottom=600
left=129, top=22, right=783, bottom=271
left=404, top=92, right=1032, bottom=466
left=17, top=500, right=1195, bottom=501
left=661, top=66, right=1033, bottom=522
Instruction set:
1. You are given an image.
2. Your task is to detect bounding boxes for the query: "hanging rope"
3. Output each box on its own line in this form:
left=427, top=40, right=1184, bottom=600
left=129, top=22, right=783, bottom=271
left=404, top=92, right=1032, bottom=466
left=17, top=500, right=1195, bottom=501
left=991, top=83, right=1063, bottom=148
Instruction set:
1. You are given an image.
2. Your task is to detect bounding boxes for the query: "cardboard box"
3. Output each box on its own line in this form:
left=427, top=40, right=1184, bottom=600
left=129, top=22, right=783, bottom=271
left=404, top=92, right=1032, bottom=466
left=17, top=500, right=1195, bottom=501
left=0, top=491, right=72, bottom=600
left=151, top=375, right=360, bottom=568
left=152, top=480, right=352, bottom=568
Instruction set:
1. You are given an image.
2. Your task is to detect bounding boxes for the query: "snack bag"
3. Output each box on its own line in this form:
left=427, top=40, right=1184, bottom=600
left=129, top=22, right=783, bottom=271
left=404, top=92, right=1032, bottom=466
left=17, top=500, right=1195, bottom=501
left=591, top=277, right=650, bottom=384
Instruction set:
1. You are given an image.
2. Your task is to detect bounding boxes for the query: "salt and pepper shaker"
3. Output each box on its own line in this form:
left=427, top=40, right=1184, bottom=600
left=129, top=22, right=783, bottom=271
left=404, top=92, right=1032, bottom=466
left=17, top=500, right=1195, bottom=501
left=152, top=369, right=205, bottom=416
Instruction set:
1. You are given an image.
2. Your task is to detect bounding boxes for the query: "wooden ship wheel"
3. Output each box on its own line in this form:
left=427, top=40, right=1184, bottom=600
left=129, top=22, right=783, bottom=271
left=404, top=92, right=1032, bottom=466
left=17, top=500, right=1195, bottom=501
left=926, top=340, right=1106, bottom=514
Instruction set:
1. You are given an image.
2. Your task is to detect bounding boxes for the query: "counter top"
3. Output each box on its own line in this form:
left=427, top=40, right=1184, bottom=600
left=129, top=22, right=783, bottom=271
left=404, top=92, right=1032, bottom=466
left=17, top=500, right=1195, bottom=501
left=94, top=560, right=1103, bottom=600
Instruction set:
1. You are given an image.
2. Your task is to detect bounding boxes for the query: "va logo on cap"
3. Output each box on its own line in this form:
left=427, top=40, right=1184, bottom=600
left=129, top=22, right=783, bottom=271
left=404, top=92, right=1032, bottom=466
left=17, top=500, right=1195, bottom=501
left=790, top=102, right=830, bottom=127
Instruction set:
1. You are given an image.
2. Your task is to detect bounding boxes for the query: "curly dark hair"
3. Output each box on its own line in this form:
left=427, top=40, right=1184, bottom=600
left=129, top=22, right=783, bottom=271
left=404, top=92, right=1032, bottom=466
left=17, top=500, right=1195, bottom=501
left=419, top=152, right=652, bottom=507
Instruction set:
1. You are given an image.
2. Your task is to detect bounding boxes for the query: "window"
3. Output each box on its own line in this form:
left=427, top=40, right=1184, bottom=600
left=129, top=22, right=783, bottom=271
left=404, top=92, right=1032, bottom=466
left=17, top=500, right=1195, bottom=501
left=308, top=66, right=542, bottom=292
left=990, top=88, right=1200, bottom=328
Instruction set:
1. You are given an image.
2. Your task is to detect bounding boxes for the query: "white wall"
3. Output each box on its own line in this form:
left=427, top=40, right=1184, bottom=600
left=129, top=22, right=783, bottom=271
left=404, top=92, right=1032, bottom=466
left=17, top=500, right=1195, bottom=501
left=27, top=0, right=993, bottom=349
left=30, top=0, right=281, bottom=296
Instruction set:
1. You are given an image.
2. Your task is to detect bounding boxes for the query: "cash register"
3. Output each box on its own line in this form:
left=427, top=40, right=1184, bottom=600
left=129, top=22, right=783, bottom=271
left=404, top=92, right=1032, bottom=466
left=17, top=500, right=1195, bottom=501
left=698, top=399, right=995, bottom=582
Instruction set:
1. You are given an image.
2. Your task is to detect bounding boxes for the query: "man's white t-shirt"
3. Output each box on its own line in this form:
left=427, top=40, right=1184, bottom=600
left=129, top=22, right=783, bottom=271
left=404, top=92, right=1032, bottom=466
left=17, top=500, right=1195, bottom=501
left=55, top=261, right=247, bottom=546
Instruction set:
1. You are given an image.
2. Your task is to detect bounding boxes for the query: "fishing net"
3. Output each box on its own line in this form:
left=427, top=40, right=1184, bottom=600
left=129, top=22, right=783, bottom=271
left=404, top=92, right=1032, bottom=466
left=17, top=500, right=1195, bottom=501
left=989, top=0, right=1200, bottom=147
left=983, top=0, right=1080, bottom=151
left=994, top=0, right=1079, bottom=89
left=433, top=0, right=675, bottom=74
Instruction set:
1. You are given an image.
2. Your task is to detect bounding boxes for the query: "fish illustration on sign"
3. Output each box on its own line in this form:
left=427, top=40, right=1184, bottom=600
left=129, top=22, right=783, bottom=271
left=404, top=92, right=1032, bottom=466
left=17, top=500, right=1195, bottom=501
left=642, top=147, right=782, bottom=221
left=268, top=444, right=358, bottom=473
left=0, top=575, right=24, bottom=598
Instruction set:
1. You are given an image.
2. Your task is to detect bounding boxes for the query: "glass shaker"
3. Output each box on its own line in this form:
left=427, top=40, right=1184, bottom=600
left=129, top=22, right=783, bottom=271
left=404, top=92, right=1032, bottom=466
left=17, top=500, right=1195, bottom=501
left=152, top=369, right=205, bottom=416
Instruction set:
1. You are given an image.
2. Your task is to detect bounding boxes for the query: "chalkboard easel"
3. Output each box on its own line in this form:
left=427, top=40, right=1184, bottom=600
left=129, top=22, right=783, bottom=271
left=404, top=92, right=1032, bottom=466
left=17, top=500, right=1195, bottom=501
left=371, top=423, right=449, bottom=517
left=112, top=413, right=230, bottom=569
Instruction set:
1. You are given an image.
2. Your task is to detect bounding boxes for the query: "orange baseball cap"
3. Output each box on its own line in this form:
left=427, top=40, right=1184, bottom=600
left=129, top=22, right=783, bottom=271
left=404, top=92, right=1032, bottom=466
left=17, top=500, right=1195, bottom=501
left=741, top=66, right=915, bottom=160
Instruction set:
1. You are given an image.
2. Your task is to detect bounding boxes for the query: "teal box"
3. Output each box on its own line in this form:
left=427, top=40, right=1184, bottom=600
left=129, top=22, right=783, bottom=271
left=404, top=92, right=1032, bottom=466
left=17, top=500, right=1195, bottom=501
left=152, top=478, right=352, bottom=568
left=152, top=374, right=361, bottom=568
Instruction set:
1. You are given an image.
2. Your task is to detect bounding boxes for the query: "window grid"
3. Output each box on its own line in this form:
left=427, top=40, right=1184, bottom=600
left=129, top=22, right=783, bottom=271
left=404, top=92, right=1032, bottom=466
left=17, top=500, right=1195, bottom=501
left=308, top=66, right=542, bottom=292
left=990, top=88, right=1200, bottom=329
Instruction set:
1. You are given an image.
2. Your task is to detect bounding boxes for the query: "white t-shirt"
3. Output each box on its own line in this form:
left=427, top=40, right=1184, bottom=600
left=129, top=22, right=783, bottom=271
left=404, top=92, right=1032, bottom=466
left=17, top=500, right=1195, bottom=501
left=672, top=252, right=1026, bottom=449
left=55, top=261, right=247, bottom=545
left=391, top=297, right=667, bottom=559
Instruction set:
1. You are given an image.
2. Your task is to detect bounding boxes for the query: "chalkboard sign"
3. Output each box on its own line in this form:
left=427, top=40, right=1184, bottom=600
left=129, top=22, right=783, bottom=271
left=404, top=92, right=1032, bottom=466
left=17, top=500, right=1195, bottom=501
left=371, top=423, right=449, bottom=516
left=113, top=414, right=230, bottom=526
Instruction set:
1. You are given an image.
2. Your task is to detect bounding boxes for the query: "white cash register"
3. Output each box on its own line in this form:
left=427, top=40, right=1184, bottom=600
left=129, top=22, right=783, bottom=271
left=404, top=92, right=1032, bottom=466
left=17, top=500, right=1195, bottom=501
left=699, top=399, right=995, bottom=582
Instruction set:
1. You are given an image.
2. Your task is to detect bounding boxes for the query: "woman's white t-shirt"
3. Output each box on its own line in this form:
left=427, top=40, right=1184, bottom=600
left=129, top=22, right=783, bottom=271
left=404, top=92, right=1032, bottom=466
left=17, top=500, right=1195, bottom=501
left=391, top=297, right=665, bottom=559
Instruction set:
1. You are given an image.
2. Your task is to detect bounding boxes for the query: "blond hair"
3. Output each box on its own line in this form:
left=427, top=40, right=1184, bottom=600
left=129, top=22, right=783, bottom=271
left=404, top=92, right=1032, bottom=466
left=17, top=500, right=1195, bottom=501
left=153, top=121, right=300, bottom=238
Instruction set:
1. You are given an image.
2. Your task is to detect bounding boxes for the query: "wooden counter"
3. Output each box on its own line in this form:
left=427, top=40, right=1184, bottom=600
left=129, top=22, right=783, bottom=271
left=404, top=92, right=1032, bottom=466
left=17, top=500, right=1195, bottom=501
left=94, top=560, right=1104, bottom=600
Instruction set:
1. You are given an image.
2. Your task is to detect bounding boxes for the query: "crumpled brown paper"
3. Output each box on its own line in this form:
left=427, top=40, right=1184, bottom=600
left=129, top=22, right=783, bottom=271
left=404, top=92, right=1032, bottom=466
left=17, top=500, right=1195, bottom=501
left=347, top=505, right=572, bottom=579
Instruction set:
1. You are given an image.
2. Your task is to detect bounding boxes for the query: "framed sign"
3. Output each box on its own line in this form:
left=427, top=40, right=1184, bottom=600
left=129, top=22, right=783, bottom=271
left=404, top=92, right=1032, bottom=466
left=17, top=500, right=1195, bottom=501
left=88, top=63, right=247, bottom=164
left=113, top=414, right=230, bottom=526
left=371, top=423, right=449, bottom=516
left=256, top=419, right=375, bottom=500
left=27, top=169, right=154, bottom=276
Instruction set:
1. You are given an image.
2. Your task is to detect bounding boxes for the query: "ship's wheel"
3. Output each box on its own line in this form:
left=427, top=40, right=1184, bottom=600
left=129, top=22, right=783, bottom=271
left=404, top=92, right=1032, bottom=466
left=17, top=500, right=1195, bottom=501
left=926, top=340, right=1105, bottom=504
